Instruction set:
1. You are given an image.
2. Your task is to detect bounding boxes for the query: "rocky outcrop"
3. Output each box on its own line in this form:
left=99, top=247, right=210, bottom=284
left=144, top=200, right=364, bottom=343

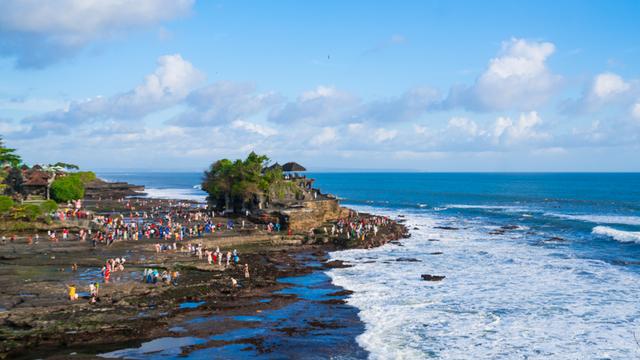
left=282, top=199, right=349, bottom=232
left=84, top=179, right=144, bottom=200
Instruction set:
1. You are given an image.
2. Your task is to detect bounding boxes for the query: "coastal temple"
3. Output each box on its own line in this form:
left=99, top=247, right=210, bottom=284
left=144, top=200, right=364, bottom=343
left=258, top=161, right=345, bottom=232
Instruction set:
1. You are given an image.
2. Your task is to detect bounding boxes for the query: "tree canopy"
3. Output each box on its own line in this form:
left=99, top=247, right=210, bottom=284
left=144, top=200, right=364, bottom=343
left=51, top=175, right=85, bottom=202
left=0, top=136, right=21, bottom=168
left=202, top=152, right=282, bottom=212
left=52, top=162, right=80, bottom=170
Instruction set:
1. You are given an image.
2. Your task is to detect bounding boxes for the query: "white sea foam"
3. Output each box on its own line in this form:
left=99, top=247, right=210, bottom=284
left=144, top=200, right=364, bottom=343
left=143, top=188, right=207, bottom=202
left=547, top=213, right=640, bottom=226
left=593, top=226, right=640, bottom=243
left=328, top=208, right=640, bottom=359
left=446, top=204, right=529, bottom=212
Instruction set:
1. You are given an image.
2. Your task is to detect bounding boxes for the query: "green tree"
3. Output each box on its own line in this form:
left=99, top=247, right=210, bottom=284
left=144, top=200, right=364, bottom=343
left=0, top=136, right=21, bottom=168
left=51, top=175, right=85, bottom=202
left=52, top=162, right=80, bottom=170
left=202, top=152, right=274, bottom=212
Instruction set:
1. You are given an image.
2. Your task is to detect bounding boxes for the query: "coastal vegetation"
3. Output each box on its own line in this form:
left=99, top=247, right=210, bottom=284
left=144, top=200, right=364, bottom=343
left=202, top=152, right=295, bottom=212
left=50, top=171, right=96, bottom=202
left=50, top=174, right=85, bottom=202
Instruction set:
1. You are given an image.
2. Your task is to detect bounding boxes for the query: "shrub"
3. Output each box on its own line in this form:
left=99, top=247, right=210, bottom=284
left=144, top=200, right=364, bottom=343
left=51, top=175, right=85, bottom=202
left=22, top=204, right=42, bottom=221
left=74, top=171, right=96, bottom=184
left=40, top=199, right=58, bottom=213
left=0, top=195, right=13, bottom=214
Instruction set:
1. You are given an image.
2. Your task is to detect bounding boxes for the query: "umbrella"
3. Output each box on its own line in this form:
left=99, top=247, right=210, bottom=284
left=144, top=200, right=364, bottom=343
left=282, top=162, right=306, bottom=172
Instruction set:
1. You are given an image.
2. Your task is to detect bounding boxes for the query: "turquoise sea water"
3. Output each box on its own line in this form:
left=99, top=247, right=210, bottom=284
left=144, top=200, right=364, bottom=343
left=100, top=171, right=640, bottom=358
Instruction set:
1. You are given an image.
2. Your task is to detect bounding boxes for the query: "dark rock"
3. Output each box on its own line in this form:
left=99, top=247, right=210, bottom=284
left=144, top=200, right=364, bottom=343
left=434, top=226, right=459, bottom=230
left=413, top=227, right=419, bottom=230
left=421, top=274, right=446, bottom=281
left=546, top=236, right=567, bottom=242
left=429, top=252, right=443, bottom=255
left=395, top=257, right=421, bottom=262
left=323, top=260, right=352, bottom=269
left=501, top=225, right=519, bottom=230
left=327, top=290, right=353, bottom=297
left=428, top=239, right=440, bottom=242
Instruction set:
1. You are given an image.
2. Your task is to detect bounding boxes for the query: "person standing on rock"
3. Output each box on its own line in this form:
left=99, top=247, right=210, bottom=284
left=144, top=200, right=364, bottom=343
left=244, top=264, right=250, bottom=279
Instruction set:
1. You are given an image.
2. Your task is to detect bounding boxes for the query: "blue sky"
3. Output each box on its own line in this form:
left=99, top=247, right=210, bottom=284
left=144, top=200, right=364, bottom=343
left=0, top=0, right=639, bottom=171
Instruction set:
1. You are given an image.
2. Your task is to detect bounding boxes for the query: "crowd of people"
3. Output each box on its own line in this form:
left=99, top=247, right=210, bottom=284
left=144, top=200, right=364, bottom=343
left=142, top=268, right=179, bottom=285
left=318, top=213, right=391, bottom=242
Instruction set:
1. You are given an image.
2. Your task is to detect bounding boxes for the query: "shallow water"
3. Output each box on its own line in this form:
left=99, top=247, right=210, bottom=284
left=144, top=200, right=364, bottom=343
left=100, top=259, right=366, bottom=359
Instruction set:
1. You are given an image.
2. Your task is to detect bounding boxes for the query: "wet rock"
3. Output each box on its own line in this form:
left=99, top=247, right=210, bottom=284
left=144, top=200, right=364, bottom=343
left=323, top=260, right=352, bottom=269
left=546, top=236, right=567, bottom=242
left=501, top=225, right=519, bottom=230
left=307, top=320, right=344, bottom=329
left=320, top=299, right=346, bottom=305
left=434, top=226, right=459, bottom=230
left=421, top=274, right=446, bottom=281
left=327, top=290, right=353, bottom=297
left=395, top=257, right=421, bottom=262
left=413, top=227, right=419, bottom=230
left=429, top=252, right=443, bottom=255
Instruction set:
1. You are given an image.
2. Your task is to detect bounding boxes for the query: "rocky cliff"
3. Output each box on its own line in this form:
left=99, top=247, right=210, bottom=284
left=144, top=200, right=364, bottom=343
left=283, top=199, right=350, bottom=232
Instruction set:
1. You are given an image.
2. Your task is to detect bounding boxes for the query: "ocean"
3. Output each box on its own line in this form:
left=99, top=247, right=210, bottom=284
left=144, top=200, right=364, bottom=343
left=98, top=171, right=640, bottom=358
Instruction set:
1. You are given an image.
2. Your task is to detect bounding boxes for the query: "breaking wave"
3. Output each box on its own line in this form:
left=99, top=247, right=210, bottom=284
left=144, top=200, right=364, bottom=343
left=143, top=188, right=207, bottom=202
left=592, top=226, right=640, bottom=243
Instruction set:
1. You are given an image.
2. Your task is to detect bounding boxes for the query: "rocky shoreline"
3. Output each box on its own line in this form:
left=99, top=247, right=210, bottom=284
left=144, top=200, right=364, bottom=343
left=0, top=197, right=408, bottom=359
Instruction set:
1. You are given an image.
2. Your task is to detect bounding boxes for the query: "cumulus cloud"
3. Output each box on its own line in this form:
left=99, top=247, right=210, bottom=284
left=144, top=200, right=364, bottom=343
left=269, top=86, right=358, bottom=124
left=373, top=128, right=398, bottom=143
left=448, top=117, right=481, bottom=137
left=231, top=120, right=277, bottom=137
left=357, top=87, right=440, bottom=123
left=562, top=72, right=634, bottom=114
left=493, top=111, right=550, bottom=146
left=0, top=0, right=194, bottom=68
left=170, top=82, right=281, bottom=127
left=632, top=102, right=640, bottom=120
left=444, top=38, right=561, bottom=111
left=310, top=127, right=338, bottom=146
left=21, top=54, right=205, bottom=137
left=591, top=73, right=630, bottom=98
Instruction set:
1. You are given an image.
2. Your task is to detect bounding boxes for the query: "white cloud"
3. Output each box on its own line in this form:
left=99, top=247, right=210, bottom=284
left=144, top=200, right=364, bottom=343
left=357, top=87, right=440, bottom=123
left=493, top=111, right=550, bottom=145
left=21, top=54, right=204, bottom=137
left=269, top=86, right=358, bottom=124
left=347, top=123, right=364, bottom=133
left=231, top=120, right=277, bottom=137
left=591, top=73, right=630, bottom=99
left=0, top=0, right=194, bottom=68
left=445, top=38, right=561, bottom=111
left=413, top=124, right=429, bottom=135
left=373, top=128, right=398, bottom=143
left=448, top=117, right=480, bottom=136
left=632, top=102, right=640, bottom=120
left=171, top=81, right=280, bottom=126
left=310, top=127, right=338, bottom=146
left=562, top=72, right=634, bottom=114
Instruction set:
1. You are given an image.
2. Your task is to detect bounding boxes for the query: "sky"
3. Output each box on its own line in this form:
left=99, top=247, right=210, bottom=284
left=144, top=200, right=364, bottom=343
left=0, top=0, right=639, bottom=172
